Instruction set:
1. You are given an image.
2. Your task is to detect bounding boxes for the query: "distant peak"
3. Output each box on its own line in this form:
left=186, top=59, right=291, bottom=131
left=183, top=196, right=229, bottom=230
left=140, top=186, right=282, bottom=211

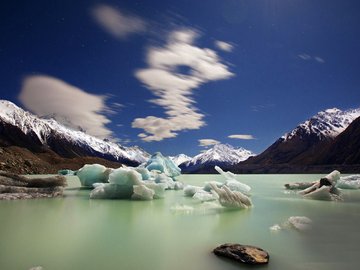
left=323, top=108, right=341, bottom=114
left=283, top=106, right=360, bottom=141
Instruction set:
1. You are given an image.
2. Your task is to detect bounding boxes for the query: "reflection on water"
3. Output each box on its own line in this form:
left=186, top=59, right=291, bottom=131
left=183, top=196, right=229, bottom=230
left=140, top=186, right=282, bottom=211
left=0, top=174, right=360, bottom=270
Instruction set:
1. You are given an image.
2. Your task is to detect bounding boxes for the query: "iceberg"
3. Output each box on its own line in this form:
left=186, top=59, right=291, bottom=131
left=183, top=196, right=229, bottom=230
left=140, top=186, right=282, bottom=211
left=183, top=185, right=203, bottom=197
left=89, top=167, right=167, bottom=200
left=215, top=166, right=251, bottom=194
left=284, top=182, right=315, bottom=190
left=287, top=216, right=312, bottom=231
left=269, top=224, right=282, bottom=232
left=336, top=175, right=360, bottom=189
left=271, top=216, right=312, bottom=232
left=144, top=182, right=166, bottom=198
left=145, top=152, right=181, bottom=178
left=134, top=167, right=151, bottom=180
left=203, top=181, right=223, bottom=192
left=77, top=164, right=112, bottom=187
left=209, top=183, right=252, bottom=209
left=174, top=181, right=184, bottom=190
left=286, top=170, right=341, bottom=192
left=132, top=185, right=155, bottom=200
left=193, top=190, right=218, bottom=202
left=298, top=170, right=342, bottom=200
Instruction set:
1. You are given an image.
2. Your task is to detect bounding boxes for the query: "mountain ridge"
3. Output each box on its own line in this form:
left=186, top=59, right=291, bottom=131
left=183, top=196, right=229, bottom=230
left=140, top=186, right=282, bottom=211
left=180, top=143, right=255, bottom=173
left=0, top=100, right=149, bottom=166
left=244, top=107, right=360, bottom=166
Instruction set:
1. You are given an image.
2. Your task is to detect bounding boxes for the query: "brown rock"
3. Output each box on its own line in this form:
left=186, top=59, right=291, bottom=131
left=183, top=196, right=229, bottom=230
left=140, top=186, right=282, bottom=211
left=213, top=243, right=269, bottom=265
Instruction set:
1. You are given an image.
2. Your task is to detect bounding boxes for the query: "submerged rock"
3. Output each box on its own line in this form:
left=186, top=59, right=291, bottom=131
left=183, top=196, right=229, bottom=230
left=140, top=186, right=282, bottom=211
left=213, top=243, right=269, bottom=265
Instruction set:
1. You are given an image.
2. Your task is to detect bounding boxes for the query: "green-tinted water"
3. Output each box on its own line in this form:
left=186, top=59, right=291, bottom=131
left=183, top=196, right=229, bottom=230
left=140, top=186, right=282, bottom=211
left=1, top=174, right=360, bottom=270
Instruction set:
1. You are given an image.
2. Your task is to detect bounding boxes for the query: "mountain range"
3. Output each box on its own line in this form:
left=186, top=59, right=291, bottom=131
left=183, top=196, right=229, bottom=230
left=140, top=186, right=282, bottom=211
left=1, top=99, right=359, bottom=174
left=236, top=107, right=360, bottom=173
left=0, top=100, right=149, bottom=173
left=178, top=144, right=255, bottom=173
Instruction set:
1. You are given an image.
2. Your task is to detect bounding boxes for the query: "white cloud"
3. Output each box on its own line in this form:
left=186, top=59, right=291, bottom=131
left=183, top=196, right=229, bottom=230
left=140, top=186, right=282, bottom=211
left=91, top=4, right=146, bottom=39
left=133, top=29, right=234, bottom=141
left=214, top=40, right=234, bottom=52
left=298, top=53, right=325, bottom=64
left=198, top=139, right=220, bottom=147
left=298, top=53, right=311, bottom=60
left=314, top=56, right=325, bottom=63
left=19, top=75, right=116, bottom=140
left=228, top=134, right=255, bottom=140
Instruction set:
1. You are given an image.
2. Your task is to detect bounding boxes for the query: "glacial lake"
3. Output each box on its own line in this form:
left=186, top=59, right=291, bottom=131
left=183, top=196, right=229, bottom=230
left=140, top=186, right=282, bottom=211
left=1, top=174, right=360, bottom=270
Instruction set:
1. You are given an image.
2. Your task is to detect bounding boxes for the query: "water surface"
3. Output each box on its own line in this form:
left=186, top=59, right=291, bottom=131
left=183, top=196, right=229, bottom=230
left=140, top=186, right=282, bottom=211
left=0, top=174, right=359, bottom=270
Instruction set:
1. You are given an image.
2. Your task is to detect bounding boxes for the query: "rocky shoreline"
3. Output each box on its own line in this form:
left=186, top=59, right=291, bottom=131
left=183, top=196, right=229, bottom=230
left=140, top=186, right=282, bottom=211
left=0, top=170, right=67, bottom=200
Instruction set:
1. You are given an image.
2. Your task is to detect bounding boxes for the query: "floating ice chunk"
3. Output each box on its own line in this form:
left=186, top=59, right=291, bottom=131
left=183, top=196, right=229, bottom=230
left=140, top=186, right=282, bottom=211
left=174, top=181, right=184, bottom=190
left=287, top=216, right=312, bottom=231
left=193, top=190, right=218, bottom=202
left=214, top=166, right=251, bottom=194
left=203, top=181, right=224, bottom=192
left=184, top=185, right=203, bottom=197
left=144, top=182, right=166, bottom=198
left=296, top=170, right=342, bottom=201
left=284, top=182, right=315, bottom=190
left=210, top=183, right=252, bottom=209
left=272, top=216, right=312, bottom=232
left=214, top=166, right=236, bottom=180
left=132, top=185, right=155, bottom=200
left=225, top=179, right=251, bottom=195
left=92, top=182, right=105, bottom=188
left=336, top=175, right=360, bottom=189
left=145, top=152, right=181, bottom=178
left=90, top=183, right=129, bottom=199
left=90, top=167, right=144, bottom=199
left=154, top=173, right=172, bottom=184
left=170, top=204, right=194, bottom=214
left=108, top=167, right=143, bottom=186
left=286, top=170, right=341, bottom=192
left=340, top=175, right=360, bottom=181
left=134, top=167, right=151, bottom=180
left=77, top=164, right=112, bottom=187
left=269, top=224, right=282, bottom=232
left=325, top=170, right=341, bottom=185
left=146, top=161, right=164, bottom=173
left=301, top=186, right=333, bottom=200
left=153, top=172, right=176, bottom=189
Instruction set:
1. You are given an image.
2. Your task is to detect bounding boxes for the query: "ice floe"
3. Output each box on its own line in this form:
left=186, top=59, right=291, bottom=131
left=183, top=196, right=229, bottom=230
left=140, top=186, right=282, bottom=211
left=285, top=170, right=342, bottom=201
left=336, top=175, right=360, bottom=189
left=270, top=216, right=312, bottom=232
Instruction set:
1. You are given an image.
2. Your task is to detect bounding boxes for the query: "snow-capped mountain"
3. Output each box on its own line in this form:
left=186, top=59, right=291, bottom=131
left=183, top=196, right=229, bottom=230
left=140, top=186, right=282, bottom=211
left=180, top=144, right=255, bottom=172
left=169, top=154, right=192, bottom=166
left=245, top=107, right=360, bottom=165
left=0, top=100, right=149, bottom=165
left=282, top=108, right=360, bottom=141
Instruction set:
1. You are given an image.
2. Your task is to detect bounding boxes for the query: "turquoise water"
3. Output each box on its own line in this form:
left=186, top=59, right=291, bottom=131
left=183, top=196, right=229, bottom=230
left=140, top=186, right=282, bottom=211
left=1, top=174, right=360, bottom=270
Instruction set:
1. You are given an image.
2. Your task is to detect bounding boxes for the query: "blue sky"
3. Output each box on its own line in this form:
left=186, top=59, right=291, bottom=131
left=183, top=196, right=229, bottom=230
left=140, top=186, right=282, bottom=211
left=1, top=0, right=360, bottom=156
